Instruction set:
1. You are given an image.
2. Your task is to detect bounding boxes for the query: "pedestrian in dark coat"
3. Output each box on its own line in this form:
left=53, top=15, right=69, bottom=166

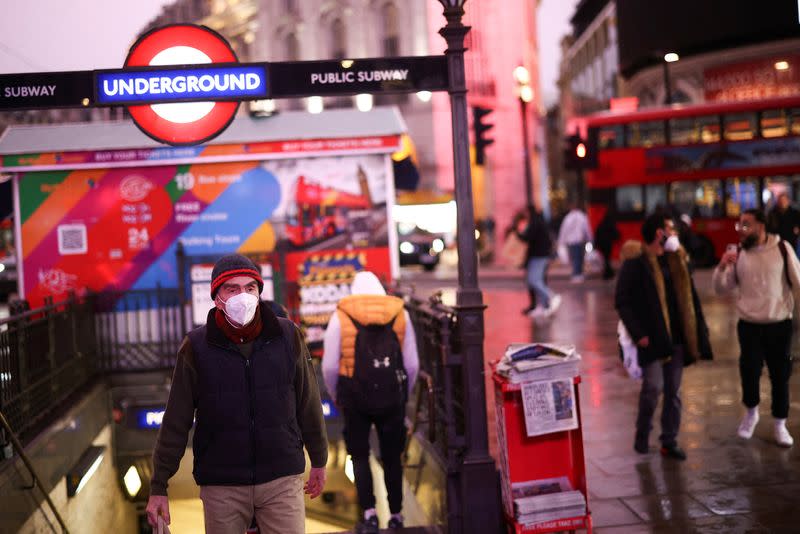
left=615, top=214, right=713, bottom=461
left=594, top=210, right=620, bottom=280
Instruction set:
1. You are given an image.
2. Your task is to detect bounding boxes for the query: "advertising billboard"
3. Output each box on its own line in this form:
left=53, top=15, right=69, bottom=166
left=17, top=152, right=394, bottom=324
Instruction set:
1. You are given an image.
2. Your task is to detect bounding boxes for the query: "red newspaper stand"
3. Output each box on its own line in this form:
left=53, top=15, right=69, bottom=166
left=493, top=369, right=592, bottom=534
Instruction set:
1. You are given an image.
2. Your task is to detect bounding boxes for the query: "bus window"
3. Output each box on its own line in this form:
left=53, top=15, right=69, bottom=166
left=698, top=116, right=721, bottom=143
left=668, top=117, right=697, bottom=145
left=598, top=124, right=624, bottom=149
left=723, top=112, right=757, bottom=141
left=627, top=120, right=666, bottom=147
left=669, top=180, right=723, bottom=218
left=761, top=109, right=788, bottom=138
left=725, top=177, right=759, bottom=217
left=615, top=185, right=644, bottom=213
left=790, top=108, right=800, bottom=135
left=763, top=176, right=791, bottom=208
left=645, top=184, right=667, bottom=213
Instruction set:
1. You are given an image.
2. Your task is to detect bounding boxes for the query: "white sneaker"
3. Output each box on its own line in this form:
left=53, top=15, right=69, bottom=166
left=527, top=306, right=547, bottom=318
left=737, top=409, right=759, bottom=439
left=548, top=294, right=562, bottom=313
left=775, top=420, right=794, bottom=447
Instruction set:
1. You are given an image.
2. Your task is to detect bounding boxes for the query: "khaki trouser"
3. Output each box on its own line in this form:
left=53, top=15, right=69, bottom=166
left=199, top=474, right=305, bottom=534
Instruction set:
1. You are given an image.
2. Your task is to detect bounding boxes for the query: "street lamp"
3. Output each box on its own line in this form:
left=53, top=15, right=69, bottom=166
left=514, top=65, right=535, bottom=209
left=662, top=52, right=679, bottom=105
left=436, top=1, right=500, bottom=532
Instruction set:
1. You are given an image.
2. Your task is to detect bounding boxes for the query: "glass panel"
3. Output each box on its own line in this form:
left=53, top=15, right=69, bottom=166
left=761, top=109, right=788, bottom=138
left=598, top=124, right=624, bottom=149
left=725, top=177, right=759, bottom=217
left=668, top=115, right=720, bottom=145
left=698, top=115, right=721, bottom=143
left=723, top=112, right=757, bottom=141
left=627, top=120, right=666, bottom=147
left=615, top=185, right=643, bottom=213
left=789, top=108, right=800, bottom=136
left=764, top=176, right=791, bottom=209
left=645, top=184, right=667, bottom=213
left=669, top=117, right=697, bottom=145
left=669, top=180, right=723, bottom=218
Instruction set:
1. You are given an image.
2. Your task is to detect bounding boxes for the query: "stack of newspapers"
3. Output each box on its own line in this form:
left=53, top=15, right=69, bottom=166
left=512, top=477, right=586, bottom=525
left=495, top=342, right=581, bottom=384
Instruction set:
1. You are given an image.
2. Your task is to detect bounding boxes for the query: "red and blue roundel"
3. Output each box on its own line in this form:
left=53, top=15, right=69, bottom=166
left=125, top=24, right=240, bottom=146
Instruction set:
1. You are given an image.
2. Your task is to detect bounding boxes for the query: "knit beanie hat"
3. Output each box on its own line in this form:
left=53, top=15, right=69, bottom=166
left=210, top=254, right=264, bottom=298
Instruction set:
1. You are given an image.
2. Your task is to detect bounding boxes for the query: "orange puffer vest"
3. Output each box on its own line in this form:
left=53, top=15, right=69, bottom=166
left=336, top=294, right=406, bottom=377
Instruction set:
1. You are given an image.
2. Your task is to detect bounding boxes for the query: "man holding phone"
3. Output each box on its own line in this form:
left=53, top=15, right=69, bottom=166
left=713, top=208, right=800, bottom=447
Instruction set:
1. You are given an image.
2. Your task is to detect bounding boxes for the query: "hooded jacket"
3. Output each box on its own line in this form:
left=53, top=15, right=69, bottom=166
left=322, top=271, right=419, bottom=401
left=712, top=233, right=800, bottom=323
left=615, top=240, right=713, bottom=366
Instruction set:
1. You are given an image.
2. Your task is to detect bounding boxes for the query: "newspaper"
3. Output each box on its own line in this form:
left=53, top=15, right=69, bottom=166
left=495, top=343, right=581, bottom=384
left=520, top=377, right=579, bottom=437
left=512, top=478, right=586, bottom=525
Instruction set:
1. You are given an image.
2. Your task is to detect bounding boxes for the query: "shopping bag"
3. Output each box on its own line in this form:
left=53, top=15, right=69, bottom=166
left=501, top=232, right=527, bottom=268
left=617, top=320, right=642, bottom=380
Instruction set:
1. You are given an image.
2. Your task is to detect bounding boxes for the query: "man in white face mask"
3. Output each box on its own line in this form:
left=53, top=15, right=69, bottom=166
left=616, top=213, right=713, bottom=461
left=146, top=254, right=328, bottom=534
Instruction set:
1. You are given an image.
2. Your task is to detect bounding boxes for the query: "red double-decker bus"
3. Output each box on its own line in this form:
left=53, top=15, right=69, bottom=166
left=582, top=95, right=800, bottom=264
left=285, top=176, right=371, bottom=247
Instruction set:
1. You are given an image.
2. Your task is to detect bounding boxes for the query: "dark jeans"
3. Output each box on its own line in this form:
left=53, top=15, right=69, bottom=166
left=341, top=402, right=407, bottom=514
left=737, top=319, right=794, bottom=418
left=636, top=346, right=684, bottom=447
left=567, top=244, right=585, bottom=276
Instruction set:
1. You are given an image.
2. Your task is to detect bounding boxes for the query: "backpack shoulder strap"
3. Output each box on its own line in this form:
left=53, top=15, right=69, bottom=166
left=779, top=240, right=792, bottom=288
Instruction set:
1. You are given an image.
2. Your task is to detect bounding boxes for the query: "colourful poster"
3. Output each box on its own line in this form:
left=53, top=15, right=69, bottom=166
left=17, top=152, right=393, bottom=309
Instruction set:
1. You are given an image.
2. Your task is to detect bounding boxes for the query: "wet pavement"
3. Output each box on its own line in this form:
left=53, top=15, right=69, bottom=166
left=405, top=267, right=800, bottom=533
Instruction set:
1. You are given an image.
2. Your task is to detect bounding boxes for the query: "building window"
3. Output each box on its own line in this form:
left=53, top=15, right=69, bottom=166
left=381, top=3, right=399, bottom=56
left=331, top=18, right=346, bottom=59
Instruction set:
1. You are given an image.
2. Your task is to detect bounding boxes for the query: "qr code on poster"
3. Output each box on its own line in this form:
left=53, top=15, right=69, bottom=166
left=57, top=224, right=88, bottom=255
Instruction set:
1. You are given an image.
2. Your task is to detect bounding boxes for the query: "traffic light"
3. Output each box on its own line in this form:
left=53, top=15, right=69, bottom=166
left=564, top=134, right=595, bottom=170
left=472, top=106, right=495, bottom=165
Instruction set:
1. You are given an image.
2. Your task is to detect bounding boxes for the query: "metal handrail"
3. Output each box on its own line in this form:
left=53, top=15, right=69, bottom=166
left=0, top=409, right=70, bottom=534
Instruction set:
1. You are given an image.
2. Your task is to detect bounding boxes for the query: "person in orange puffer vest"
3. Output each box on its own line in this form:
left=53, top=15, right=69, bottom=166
left=322, top=271, right=418, bottom=533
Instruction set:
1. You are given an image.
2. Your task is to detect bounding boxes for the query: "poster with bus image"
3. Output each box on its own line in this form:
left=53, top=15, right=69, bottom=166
left=17, top=152, right=395, bottom=346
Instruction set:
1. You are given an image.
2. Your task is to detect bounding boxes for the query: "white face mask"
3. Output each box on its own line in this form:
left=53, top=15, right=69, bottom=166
left=663, top=235, right=681, bottom=253
left=220, top=292, right=259, bottom=326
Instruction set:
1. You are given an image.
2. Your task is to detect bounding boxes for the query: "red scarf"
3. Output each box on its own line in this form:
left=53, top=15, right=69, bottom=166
left=215, top=305, right=262, bottom=344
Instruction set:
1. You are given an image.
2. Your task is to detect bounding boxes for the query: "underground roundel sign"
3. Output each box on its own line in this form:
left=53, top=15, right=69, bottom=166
left=124, top=24, right=241, bottom=146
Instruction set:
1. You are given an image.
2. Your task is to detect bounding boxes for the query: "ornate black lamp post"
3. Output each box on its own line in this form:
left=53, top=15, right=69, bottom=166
left=436, top=1, right=501, bottom=532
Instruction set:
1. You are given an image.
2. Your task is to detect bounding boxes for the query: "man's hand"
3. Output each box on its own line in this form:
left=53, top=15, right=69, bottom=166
left=721, top=250, right=738, bottom=265
left=304, top=466, right=326, bottom=499
left=636, top=336, right=650, bottom=348
left=146, top=495, right=170, bottom=528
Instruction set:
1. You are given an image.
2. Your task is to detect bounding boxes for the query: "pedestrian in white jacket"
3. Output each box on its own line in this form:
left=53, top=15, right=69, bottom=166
left=558, top=206, right=593, bottom=282
left=712, top=208, right=800, bottom=447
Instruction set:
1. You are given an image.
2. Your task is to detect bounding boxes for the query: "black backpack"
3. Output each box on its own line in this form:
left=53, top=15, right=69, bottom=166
left=340, top=311, right=407, bottom=413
